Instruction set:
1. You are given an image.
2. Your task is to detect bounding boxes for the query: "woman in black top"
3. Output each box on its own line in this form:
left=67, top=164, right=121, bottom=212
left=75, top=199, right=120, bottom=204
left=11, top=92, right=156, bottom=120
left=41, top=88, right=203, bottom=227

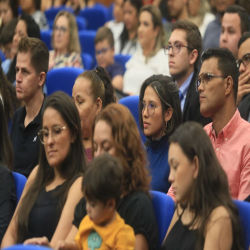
left=161, top=122, right=243, bottom=250
left=1, top=92, right=87, bottom=248
left=0, top=101, right=16, bottom=244
left=57, top=103, right=159, bottom=250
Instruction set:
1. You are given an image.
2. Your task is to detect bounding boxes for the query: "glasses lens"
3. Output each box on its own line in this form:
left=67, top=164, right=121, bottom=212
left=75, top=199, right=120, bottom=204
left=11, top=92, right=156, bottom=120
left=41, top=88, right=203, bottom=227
left=148, top=104, right=155, bottom=116
left=243, top=55, right=250, bottom=66
left=141, top=102, right=146, bottom=114
left=38, top=130, right=45, bottom=144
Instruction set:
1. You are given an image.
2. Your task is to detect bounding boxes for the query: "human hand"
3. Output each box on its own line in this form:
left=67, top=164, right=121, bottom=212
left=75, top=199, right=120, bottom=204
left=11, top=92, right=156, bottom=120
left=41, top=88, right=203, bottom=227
left=23, top=236, right=50, bottom=247
left=237, top=70, right=250, bottom=106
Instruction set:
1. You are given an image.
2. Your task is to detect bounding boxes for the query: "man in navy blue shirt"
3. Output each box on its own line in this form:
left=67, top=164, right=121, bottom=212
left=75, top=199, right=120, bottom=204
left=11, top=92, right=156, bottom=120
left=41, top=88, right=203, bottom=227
left=10, top=37, right=49, bottom=177
left=95, top=27, right=124, bottom=91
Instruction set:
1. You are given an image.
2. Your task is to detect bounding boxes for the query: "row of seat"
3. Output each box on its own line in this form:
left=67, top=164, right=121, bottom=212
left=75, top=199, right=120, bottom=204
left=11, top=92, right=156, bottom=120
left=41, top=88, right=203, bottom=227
left=8, top=173, right=250, bottom=249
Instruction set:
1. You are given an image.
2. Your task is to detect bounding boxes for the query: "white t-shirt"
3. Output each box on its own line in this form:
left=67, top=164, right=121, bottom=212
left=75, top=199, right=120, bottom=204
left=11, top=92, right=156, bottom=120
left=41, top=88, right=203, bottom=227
left=123, top=48, right=170, bottom=95
left=199, top=12, right=215, bottom=38
left=107, top=21, right=124, bottom=45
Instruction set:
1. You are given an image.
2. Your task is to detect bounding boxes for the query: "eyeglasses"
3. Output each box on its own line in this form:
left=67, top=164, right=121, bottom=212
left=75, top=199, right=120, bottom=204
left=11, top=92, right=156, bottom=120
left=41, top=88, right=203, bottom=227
left=196, top=72, right=227, bottom=91
left=54, top=26, right=67, bottom=33
left=140, top=102, right=162, bottom=117
left=95, top=47, right=111, bottom=56
left=236, top=53, right=250, bottom=68
left=163, top=43, right=194, bottom=55
left=38, top=126, right=66, bottom=144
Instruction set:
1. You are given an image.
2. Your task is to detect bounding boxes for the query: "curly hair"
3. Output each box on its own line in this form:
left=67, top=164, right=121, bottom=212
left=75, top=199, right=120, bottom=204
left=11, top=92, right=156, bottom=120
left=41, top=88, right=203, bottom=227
left=93, top=103, right=151, bottom=195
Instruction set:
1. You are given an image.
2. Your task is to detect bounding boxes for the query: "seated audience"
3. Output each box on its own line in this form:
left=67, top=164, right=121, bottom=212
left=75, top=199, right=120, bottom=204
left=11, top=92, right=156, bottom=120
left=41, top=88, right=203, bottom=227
left=72, top=66, right=116, bottom=162
left=0, top=65, right=20, bottom=124
left=0, top=19, right=17, bottom=61
left=219, top=5, right=249, bottom=60
left=40, top=0, right=63, bottom=12
left=115, top=0, right=143, bottom=55
left=187, top=0, right=215, bottom=38
left=123, top=5, right=169, bottom=95
left=5, top=14, right=41, bottom=84
left=20, top=0, right=49, bottom=30
left=31, top=103, right=159, bottom=250
left=203, top=0, right=237, bottom=52
left=161, top=122, right=243, bottom=250
left=106, top=0, right=124, bottom=45
left=65, top=0, right=95, bottom=15
left=10, top=37, right=47, bottom=177
left=198, top=48, right=250, bottom=200
left=0, top=0, right=18, bottom=33
left=237, top=32, right=250, bottom=121
left=166, top=19, right=211, bottom=125
left=0, top=100, right=16, bottom=244
left=139, top=75, right=182, bottom=193
left=1, top=91, right=86, bottom=247
left=56, top=154, right=135, bottom=250
left=49, top=11, right=83, bottom=71
left=95, top=27, right=124, bottom=91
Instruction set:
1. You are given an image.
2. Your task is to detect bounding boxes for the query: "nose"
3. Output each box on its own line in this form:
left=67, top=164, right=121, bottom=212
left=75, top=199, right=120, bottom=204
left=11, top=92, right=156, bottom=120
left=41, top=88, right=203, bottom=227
left=47, top=132, right=55, bottom=145
left=94, top=147, right=102, bottom=157
left=239, top=62, right=246, bottom=74
left=168, top=169, right=174, bottom=184
left=16, top=70, right=22, bottom=83
left=142, top=106, right=149, bottom=118
left=221, top=31, right=227, bottom=43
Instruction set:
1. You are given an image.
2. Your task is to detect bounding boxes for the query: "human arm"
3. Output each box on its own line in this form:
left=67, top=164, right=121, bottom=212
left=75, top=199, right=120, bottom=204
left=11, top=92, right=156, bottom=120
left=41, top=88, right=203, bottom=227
left=0, top=168, right=16, bottom=243
left=1, top=166, right=38, bottom=248
left=112, top=75, right=123, bottom=91
left=55, top=240, right=79, bottom=250
left=204, top=206, right=233, bottom=250
left=236, top=70, right=250, bottom=106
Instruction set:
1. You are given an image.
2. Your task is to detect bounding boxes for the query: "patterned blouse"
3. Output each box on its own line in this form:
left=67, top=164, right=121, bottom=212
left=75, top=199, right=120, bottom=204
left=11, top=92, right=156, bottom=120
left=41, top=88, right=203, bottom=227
left=49, top=50, right=84, bottom=71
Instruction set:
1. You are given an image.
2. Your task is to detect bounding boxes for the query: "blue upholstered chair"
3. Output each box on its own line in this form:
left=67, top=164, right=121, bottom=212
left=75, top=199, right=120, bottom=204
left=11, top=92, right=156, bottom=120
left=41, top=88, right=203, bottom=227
left=12, top=172, right=27, bottom=204
left=149, top=190, right=175, bottom=245
left=114, top=54, right=131, bottom=72
left=46, top=67, right=84, bottom=96
left=81, top=53, right=93, bottom=70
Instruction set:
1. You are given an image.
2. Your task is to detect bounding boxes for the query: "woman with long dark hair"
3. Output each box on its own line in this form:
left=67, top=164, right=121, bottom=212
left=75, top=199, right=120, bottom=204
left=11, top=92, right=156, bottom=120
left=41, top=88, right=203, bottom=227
left=1, top=92, right=87, bottom=248
left=161, top=122, right=243, bottom=250
left=115, top=0, right=143, bottom=55
left=139, top=75, right=182, bottom=193
left=0, top=100, right=16, bottom=244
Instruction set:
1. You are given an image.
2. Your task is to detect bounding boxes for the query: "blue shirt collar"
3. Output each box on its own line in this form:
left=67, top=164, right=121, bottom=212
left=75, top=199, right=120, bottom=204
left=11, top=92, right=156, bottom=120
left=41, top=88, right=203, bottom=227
left=179, top=71, right=194, bottom=98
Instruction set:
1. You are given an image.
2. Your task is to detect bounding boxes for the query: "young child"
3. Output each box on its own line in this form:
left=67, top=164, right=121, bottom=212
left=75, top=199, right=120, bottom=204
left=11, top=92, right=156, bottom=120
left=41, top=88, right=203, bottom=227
left=56, top=154, right=135, bottom=250
left=95, top=27, right=124, bottom=91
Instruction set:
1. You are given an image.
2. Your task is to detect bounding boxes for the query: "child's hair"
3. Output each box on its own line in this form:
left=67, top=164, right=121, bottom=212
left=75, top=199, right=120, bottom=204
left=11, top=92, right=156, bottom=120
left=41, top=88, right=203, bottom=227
left=94, top=27, right=114, bottom=48
left=82, top=154, right=123, bottom=207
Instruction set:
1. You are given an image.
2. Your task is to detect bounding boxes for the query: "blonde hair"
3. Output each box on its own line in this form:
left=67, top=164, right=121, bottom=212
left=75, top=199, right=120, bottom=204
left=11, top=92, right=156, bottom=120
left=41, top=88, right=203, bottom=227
left=139, top=5, right=166, bottom=63
left=52, top=10, right=81, bottom=53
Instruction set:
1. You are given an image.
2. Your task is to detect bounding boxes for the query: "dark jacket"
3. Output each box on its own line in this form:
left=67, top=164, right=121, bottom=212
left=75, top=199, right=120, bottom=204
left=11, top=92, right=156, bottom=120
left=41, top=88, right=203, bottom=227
left=238, top=93, right=250, bottom=122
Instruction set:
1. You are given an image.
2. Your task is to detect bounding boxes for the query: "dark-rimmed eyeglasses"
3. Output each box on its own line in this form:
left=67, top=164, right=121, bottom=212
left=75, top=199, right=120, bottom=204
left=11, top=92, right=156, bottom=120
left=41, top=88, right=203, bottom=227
left=236, top=53, right=250, bottom=69
left=95, top=47, right=111, bottom=56
left=196, top=72, right=227, bottom=91
left=140, top=102, right=162, bottom=117
left=163, top=43, right=194, bottom=55
left=38, top=126, right=66, bottom=144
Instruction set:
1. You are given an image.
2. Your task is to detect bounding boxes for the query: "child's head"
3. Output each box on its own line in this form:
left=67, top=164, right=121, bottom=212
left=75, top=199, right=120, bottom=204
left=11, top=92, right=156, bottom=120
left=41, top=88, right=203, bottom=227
left=83, top=153, right=123, bottom=225
left=94, top=27, right=115, bottom=69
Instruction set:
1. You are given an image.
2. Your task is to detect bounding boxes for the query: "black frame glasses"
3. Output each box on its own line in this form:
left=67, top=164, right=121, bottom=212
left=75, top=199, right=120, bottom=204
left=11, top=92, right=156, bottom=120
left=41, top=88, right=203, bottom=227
left=196, top=73, right=227, bottom=91
left=236, top=53, right=250, bottom=68
left=38, top=126, right=66, bottom=145
left=163, top=43, right=195, bottom=55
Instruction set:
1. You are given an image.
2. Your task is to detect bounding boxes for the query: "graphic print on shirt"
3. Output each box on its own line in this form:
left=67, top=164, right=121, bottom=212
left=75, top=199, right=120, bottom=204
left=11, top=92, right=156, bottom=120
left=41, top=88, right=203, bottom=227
left=87, top=231, right=102, bottom=250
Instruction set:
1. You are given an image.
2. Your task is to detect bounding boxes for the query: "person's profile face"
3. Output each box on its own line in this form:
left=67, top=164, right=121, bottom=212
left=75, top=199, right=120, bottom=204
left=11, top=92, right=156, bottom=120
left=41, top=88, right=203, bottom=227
left=0, top=1, right=13, bottom=24
left=238, top=38, right=250, bottom=76
left=214, top=0, right=236, bottom=13
left=95, top=39, right=114, bottom=69
left=168, top=142, right=198, bottom=204
left=219, top=13, right=241, bottom=59
left=93, top=120, right=116, bottom=158
left=168, top=29, right=193, bottom=78
left=123, top=1, right=138, bottom=31
left=15, top=52, right=42, bottom=102
left=197, top=57, right=226, bottom=118
left=12, top=20, right=28, bottom=55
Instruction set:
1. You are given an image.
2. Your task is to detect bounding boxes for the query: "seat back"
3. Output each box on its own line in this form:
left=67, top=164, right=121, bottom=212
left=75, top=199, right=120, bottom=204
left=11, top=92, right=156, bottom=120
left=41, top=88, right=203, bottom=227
left=233, top=200, right=250, bottom=250
left=79, top=5, right=108, bottom=31
left=81, top=53, right=93, bottom=70
left=119, top=95, right=146, bottom=143
left=0, top=49, right=6, bottom=62
left=40, top=30, right=52, bottom=50
left=150, top=191, right=175, bottom=245
left=79, top=30, right=97, bottom=64
left=12, top=172, right=27, bottom=204
left=44, top=6, right=73, bottom=22
left=46, top=67, right=84, bottom=96
left=114, top=54, right=131, bottom=72
left=76, top=16, right=87, bottom=31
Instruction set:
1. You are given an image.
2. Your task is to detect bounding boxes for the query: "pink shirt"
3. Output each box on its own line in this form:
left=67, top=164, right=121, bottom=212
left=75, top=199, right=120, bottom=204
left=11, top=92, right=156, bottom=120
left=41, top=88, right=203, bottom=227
left=167, top=110, right=250, bottom=201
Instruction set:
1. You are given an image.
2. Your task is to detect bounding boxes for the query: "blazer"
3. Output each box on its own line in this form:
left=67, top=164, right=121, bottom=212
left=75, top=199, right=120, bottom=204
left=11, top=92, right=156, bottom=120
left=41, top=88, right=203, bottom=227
left=182, top=70, right=211, bottom=126
left=238, top=93, right=250, bottom=122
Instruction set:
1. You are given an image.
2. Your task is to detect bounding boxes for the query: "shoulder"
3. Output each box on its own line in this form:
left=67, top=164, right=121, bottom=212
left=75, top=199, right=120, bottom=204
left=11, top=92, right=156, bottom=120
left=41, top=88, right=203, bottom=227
left=13, top=106, right=24, bottom=120
left=68, top=176, right=83, bottom=195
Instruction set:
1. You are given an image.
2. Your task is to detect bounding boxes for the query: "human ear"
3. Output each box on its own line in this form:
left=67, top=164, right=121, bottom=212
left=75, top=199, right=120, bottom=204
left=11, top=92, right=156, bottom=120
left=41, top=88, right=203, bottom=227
left=192, top=155, right=199, bottom=179
left=95, top=98, right=103, bottom=115
left=224, top=76, right=234, bottom=97
left=107, top=198, right=116, bottom=211
left=189, top=49, right=198, bottom=66
left=38, top=72, right=46, bottom=87
left=164, top=107, right=173, bottom=123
